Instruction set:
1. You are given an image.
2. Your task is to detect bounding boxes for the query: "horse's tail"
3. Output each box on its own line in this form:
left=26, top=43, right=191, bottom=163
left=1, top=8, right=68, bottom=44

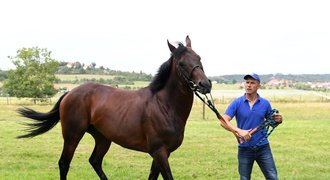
left=16, top=92, right=68, bottom=138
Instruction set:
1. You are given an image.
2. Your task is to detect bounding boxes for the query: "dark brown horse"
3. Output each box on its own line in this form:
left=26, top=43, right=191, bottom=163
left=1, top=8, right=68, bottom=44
left=17, top=36, right=212, bottom=180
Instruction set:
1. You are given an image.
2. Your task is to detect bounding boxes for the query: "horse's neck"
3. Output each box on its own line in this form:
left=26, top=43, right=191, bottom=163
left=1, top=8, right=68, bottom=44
left=159, top=74, right=194, bottom=120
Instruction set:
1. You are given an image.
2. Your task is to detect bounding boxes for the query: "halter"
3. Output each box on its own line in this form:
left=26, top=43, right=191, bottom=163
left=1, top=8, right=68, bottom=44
left=249, top=109, right=280, bottom=147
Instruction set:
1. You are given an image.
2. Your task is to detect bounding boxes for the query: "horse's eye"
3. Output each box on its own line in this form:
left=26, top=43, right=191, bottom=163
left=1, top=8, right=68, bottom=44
left=179, top=62, right=184, bottom=67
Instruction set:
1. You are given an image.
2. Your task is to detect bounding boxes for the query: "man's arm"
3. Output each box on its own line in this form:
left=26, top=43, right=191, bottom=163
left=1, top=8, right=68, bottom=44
left=220, top=114, right=252, bottom=142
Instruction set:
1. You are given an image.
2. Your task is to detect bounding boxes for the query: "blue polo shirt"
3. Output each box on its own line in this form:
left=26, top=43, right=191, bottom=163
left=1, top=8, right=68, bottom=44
left=225, top=93, right=272, bottom=147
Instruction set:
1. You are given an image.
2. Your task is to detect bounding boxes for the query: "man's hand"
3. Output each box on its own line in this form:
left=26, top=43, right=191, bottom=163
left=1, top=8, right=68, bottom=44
left=236, top=129, right=252, bottom=143
left=273, top=113, right=283, bottom=124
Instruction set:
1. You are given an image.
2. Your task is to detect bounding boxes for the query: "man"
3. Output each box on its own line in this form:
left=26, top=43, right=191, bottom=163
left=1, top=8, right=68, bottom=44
left=220, top=73, right=283, bottom=180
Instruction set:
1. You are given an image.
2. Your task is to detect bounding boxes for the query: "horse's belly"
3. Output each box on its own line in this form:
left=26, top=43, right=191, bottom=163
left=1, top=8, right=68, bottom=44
left=92, top=111, right=148, bottom=152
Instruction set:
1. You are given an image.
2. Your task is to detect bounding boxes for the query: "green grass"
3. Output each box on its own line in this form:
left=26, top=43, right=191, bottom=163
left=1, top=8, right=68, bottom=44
left=0, top=103, right=330, bottom=179
left=54, top=74, right=150, bottom=91
left=55, top=74, right=115, bottom=81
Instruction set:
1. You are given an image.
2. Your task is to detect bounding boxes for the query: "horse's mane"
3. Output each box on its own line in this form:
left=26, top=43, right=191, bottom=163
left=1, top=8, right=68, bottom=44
left=149, top=43, right=187, bottom=93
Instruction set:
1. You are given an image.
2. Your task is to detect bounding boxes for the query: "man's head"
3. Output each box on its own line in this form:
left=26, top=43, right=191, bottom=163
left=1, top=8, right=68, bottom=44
left=243, top=73, right=260, bottom=94
left=244, top=73, right=260, bottom=83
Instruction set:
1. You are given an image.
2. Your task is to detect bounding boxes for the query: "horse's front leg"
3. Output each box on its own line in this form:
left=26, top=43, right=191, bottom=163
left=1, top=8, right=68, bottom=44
left=149, top=148, right=173, bottom=180
left=148, top=159, right=160, bottom=180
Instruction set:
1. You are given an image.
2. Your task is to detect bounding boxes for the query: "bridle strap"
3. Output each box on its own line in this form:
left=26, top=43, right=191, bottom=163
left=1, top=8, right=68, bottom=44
left=194, top=91, right=242, bottom=142
left=189, top=65, right=202, bottom=79
left=177, top=64, right=203, bottom=91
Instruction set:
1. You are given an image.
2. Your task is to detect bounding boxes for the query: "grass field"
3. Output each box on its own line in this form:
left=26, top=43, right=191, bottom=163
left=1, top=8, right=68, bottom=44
left=1, top=102, right=329, bottom=180
left=55, top=74, right=116, bottom=81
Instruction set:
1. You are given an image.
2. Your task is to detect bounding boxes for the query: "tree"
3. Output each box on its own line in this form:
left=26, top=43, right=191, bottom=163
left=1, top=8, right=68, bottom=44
left=3, top=47, right=59, bottom=99
left=0, top=70, right=8, bottom=81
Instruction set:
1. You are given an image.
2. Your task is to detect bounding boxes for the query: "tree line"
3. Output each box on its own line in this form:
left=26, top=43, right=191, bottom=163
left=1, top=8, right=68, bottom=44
left=209, top=74, right=330, bottom=84
left=56, top=61, right=152, bottom=84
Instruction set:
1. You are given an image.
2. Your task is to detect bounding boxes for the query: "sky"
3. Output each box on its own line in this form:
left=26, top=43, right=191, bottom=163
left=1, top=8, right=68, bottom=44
left=0, top=0, right=330, bottom=76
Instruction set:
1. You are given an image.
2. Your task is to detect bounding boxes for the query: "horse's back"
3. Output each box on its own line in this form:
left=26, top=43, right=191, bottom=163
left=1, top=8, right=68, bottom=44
left=60, top=82, right=117, bottom=119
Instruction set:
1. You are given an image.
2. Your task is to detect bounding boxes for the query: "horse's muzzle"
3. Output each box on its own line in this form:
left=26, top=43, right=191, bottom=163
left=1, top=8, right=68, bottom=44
left=196, top=79, right=212, bottom=94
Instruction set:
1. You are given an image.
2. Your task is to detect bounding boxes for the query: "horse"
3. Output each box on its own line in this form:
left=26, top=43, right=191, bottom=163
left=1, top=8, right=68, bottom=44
left=17, top=36, right=212, bottom=180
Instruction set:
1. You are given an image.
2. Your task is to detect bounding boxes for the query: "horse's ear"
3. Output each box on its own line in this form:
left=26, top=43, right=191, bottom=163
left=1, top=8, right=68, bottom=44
left=186, top=35, right=191, bottom=48
left=167, top=39, right=176, bottom=53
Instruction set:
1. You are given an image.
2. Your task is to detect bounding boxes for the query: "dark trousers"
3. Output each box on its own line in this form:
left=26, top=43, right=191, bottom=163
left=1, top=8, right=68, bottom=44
left=238, top=144, right=278, bottom=180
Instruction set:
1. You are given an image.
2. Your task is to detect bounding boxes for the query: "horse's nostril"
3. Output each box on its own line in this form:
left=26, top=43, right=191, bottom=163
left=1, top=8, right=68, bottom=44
left=200, top=80, right=212, bottom=89
left=197, top=80, right=212, bottom=94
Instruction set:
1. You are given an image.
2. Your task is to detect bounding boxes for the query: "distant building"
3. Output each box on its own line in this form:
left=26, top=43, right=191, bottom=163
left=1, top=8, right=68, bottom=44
left=308, top=82, right=330, bottom=89
left=265, top=79, right=293, bottom=88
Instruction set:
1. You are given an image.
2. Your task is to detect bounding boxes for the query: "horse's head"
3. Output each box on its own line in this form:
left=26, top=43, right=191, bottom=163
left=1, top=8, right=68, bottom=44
left=168, top=36, right=212, bottom=94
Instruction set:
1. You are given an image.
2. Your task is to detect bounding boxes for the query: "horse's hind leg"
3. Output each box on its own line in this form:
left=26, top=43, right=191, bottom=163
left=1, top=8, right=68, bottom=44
left=58, top=131, right=85, bottom=180
left=88, top=126, right=111, bottom=180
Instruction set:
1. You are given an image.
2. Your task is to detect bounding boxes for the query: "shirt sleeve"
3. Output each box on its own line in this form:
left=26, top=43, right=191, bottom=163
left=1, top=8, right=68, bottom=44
left=265, top=99, right=273, bottom=118
left=224, top=98, right=239, bottom=119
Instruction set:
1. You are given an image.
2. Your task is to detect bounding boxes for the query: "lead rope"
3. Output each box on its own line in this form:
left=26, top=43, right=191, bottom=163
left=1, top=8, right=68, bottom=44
left=194, top=91, right=219, bottom=117
left=193, top=91, right=242, bottom=143
left=251, top=109, right=280, bottom=147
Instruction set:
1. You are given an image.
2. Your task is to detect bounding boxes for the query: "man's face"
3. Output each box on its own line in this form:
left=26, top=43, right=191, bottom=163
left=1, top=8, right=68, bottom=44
left=244, top=78, right=260, bottom=94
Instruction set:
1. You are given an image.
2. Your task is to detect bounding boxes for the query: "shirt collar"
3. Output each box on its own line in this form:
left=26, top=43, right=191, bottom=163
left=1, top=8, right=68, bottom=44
left=243, top=93, right=260, bottom=102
